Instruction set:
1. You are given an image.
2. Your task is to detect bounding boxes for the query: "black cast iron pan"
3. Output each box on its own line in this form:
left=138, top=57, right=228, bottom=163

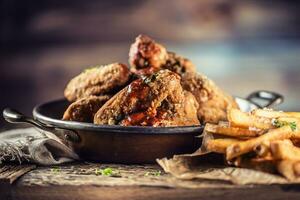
left=3, top=91, right=283, bottom=164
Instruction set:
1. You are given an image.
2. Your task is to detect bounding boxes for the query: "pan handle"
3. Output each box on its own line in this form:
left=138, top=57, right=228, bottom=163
left=246, top=91, right=284, bottom=108
left=3, top=108, right=80, bottom=143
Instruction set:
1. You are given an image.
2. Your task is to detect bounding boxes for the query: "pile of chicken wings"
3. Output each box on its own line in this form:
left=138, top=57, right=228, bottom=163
left=63, top=35, right=239, bottom=126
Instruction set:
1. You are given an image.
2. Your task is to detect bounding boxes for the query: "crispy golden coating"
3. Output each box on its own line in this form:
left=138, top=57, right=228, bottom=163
left=164, top=52, right=196, bottom=75
left=129, top=35, right=238, bottom=124
left=129, top=34, right=168, bottom=75
left=62, top=34, right=238, bottom=126
left=129, top=35, right=195, bottom=76
left=182, top=91, right=200, bottom=125
left=64, top=63, right=131, bottom=102
left=181, top=72, right=239, bottom=124
left=63, top=95, right=110, bottom=122
left=94, top=70, right=200, bottom=126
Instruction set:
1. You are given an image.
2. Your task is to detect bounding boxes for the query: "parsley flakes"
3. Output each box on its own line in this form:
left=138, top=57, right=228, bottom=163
left=51, top=166, right=61, bottom=173
left=272, top=119, right=297, bottom=131
left=95, top=167, right=120, bottom=177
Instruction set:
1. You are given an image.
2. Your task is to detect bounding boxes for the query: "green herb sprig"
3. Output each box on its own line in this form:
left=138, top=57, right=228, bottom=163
left=51, top=166, right=61, bottom=173
left=95, top=167, right=120, bottom=177
left=272, top=119, right=297, bottom=131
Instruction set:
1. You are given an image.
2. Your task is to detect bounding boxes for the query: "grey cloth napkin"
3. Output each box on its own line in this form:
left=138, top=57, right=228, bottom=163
left=0, top=127, right=79, bottom=165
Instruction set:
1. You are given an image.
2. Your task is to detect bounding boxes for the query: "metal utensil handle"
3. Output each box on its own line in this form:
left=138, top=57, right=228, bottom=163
left=2, top=108, right=80, bottom=143
left=246, top=91, right=284, bottom=108
left=3, top=108, right=52, bottom=129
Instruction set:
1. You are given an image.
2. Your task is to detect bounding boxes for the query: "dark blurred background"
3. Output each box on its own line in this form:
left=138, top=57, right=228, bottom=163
left=1, top=0, right=300, bottom=127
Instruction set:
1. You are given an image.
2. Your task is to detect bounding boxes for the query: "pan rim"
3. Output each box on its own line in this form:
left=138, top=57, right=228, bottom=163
left=33, top=98, right=204, bottom=134
left=32, top=97, right=256, bottom=134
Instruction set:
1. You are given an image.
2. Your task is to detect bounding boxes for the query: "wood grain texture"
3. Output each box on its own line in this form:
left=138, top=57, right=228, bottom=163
left=17, top=163, right=234, bottom=189
left=0, top=164, right=36, bottom=184
left=10, top=185, right=300, bottom=200
left=1, top=163, right=300, bottom=200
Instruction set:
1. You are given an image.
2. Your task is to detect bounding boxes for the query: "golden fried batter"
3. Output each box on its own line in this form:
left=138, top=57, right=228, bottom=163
left=62, top=34, right=239, bottom=126
left=64, top=63, right=131, bottom=102
left=182, top=90, right=200, bottom=125
left=128, top=34, right=238, bottom=124
left=181, top=72, right=239, bottom=124
left=129, top=35, right=195, bottom=76
left=94, top=70, right=200, bottom=126
left=164, top=52, right=196, bottom=75
left=129, top=34, right=168, bottom=75
left=63, top=95, right=110, bottom=123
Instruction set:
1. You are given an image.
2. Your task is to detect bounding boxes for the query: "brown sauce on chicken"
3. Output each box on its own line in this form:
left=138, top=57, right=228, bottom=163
left=121, top=79, right=166, bottom=126
left=65, top=34, right=238, bottom=126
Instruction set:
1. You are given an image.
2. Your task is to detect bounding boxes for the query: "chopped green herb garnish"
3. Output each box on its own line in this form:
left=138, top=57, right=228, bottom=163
left=101, top=167, right=113, bottom=176
left=144, top=170, right=161, bottom=177
left=290, top=121, right=297, bottom=131
left=51, top=166, right=61, bottom=173
left=95, top=167, right=120, bottom=177
left=272, top=119, right=297, bottom=131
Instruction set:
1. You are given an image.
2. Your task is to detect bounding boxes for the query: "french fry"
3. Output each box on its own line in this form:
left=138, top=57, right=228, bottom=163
left=226, top=126, right=295, bottom=160
left=204, top=123, right=263, bottom=138
left=276, top=117, right=300, bottom=123
left=270, top=140, right=300, bottom=161
left=252, top=109, right=300, bottom=119
left=206, top=138, right=242, bottom=154
left=227, top=108, right=273, bottom=129
left=197, top=107, right=300, bottom=181
left=253, top=141, right=271, bottom=158
left=243, top=157, right=276, bottom=173
left=200, top=129, right=244, bottom=154
left=227, top=155, right=276, bottom=174
left=272, top=118, right=300, bottom=138
left=269, top=140, right=300, bottom=180
left=277, top=160, right=300, bottom=181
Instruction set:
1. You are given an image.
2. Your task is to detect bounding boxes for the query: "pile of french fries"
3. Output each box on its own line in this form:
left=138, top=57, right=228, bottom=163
left=202, top=108, right=300, bottom=181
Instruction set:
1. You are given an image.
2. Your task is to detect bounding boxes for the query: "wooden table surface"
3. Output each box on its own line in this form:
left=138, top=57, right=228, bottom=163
left=0, top=163, right=300, bottom=200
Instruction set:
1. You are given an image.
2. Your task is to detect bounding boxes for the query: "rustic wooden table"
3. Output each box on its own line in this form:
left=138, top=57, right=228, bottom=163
left=0, top=163, right=300, bottom=200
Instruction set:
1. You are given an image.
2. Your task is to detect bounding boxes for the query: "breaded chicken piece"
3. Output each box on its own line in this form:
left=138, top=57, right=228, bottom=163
left=64, top=63, right=131, bottom=102
left=182, top=90, right=199, bottom=125
left=129, top=35, right=195, bottom=76
left=164, top=52, right=196, bottom=75
left=94, top=70, right=200, bottom=126
left=129, top=34, right=168, bottom=75
left=63, top=95, right=110, bottom=123
left=129, top=34, right=238, bottom=124
left=181, top=72, right=239, bottom=124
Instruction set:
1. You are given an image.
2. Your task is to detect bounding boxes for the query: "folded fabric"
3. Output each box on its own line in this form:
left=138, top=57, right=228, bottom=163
left=0, top=127, right=79, bottom=165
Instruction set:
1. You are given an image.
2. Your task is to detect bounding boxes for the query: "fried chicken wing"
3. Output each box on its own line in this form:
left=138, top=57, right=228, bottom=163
left=64, top=63, right=131, bottom=102
left=129, top=34, right=168, bottom=75
left=164, top=52, right=196, bottom=75
left=94, top=70, right=200, bottom=126
left=182, top=90, right=200, bottom=124
left=63, top=95, right=110, bottom=122
left=129, top=35, right=195, bottom=76
left=62, top=34, right=239, bottom=126
left=181, top=72, right=239, bottom=123
left=129, top=35, right=238, bottom=124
